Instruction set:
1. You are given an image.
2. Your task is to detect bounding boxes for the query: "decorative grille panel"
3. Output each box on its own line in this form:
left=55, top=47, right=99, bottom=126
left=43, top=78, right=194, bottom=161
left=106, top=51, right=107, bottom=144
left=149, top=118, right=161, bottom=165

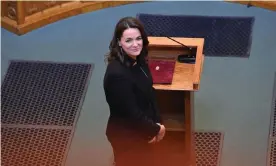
left=1, top=60, right=92, bottom=126
left=1, top=60, right=94, bottom=166
left=137, top=13, right=254, bottom=57
left=195, top=131, right=224, bottom=166
left=1, top=127, right=71, bottom=166
left=268, top=73, right=276, bottom=166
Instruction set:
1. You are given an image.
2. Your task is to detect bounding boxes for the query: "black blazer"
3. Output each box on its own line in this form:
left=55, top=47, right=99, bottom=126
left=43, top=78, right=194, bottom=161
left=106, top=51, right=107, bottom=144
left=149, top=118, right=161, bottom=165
left=103, top=58, right=163, bottom=144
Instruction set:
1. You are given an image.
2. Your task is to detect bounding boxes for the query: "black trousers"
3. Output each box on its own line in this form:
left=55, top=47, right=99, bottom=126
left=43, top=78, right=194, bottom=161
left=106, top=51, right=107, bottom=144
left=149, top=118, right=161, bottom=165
left=109, top=134, right=186, bottom=166
left=108, top=130, right=187, bottom=166
left=109, top=137, right=161, bottom=166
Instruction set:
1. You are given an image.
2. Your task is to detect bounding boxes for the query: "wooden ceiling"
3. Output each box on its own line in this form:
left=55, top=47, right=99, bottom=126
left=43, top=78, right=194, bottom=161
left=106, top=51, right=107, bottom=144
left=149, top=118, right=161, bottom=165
left=1, top=1, right=276, bottom=36
left=1, top=1, right=141, bottom=35
left=228, top=0, right=276, bottom=11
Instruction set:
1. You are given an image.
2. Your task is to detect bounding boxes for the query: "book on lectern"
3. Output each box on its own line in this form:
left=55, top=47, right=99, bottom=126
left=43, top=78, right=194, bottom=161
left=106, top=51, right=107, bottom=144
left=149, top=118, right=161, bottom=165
left=148, top=59, right=176, bottom=84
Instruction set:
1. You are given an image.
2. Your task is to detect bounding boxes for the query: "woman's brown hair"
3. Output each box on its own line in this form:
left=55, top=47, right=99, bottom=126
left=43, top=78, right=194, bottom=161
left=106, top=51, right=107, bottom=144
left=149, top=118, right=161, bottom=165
left=105, top=17, right=149, bottom=67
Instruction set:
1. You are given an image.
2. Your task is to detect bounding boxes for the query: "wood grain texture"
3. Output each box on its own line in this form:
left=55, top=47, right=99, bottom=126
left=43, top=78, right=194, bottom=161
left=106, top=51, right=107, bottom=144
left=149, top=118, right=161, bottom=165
left=155, top=90, right=185, bottom=131
left=226, top=0, right=276, bottom=11
left=148, top=37, right=205, bottom=91
left=2, top=1, right=17, bottom=20
left=149, top=37, right=203, bottom=166
left=1, top=16, right=18, bottom=34
left=16, top=1, right=25, bottom=25
left=1, top=1, right=276, bottom=35
left=2, top=1, right=275, bottom=35
left=1, top=1, right=143, bottom=35
left=162, top=113, right=185, bottom=131
left=184, top=91, right=196, bottom=166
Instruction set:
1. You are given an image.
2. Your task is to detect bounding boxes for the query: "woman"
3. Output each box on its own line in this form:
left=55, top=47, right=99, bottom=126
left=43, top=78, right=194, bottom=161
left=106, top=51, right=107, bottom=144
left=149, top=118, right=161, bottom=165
left=103, top=17, right=166, bottom=166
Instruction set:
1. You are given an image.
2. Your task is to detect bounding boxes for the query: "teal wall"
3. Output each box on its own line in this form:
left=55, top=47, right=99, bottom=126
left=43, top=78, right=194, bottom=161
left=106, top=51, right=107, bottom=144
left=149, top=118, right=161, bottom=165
left=1, top=1, right=276, bottom=166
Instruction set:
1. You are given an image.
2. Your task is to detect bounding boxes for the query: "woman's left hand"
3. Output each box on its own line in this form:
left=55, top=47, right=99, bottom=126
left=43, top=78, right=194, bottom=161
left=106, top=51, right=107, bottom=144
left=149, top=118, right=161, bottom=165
left=148, top=136, right=157, bottom=144
left=156, top=123, right=165, bottom=142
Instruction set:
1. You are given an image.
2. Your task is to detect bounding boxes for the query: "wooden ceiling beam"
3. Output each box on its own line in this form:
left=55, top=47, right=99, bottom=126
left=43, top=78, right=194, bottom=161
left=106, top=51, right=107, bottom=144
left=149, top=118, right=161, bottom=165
left=1, top=1, right=275, bottom=36
left=225, top=1, right=276, bottom=11
left=16, top=1, right=25, bottom=25
left=1, top=1, right=143, bottom=35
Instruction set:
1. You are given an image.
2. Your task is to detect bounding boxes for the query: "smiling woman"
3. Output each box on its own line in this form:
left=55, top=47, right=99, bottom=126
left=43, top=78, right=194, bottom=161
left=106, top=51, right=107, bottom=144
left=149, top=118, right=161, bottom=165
left=103, top=17, right=166, bottom=166
left=119, top=28, right=143, bottom=59
left=105, top=17, right=150, bottom=67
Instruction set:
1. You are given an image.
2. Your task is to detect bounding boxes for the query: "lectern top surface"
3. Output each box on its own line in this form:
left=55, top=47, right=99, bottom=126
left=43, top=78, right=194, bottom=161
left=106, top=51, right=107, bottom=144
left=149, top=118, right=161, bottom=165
left=148, top=37, right=205, bottom=91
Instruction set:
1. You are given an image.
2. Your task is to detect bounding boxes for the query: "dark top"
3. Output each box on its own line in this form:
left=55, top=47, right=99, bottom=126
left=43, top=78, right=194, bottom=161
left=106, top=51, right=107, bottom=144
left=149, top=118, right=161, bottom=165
left=103, top=57, right=163, bottom=144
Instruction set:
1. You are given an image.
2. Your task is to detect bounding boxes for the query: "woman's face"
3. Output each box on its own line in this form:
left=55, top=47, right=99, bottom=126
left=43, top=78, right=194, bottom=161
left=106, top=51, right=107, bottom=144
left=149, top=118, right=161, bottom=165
left=119, top=28, right=143, bottom=59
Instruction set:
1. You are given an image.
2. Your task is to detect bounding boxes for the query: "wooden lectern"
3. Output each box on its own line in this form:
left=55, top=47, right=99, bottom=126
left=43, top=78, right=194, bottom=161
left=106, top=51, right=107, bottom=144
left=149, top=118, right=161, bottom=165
left=148, top=37, right=205, bottom=166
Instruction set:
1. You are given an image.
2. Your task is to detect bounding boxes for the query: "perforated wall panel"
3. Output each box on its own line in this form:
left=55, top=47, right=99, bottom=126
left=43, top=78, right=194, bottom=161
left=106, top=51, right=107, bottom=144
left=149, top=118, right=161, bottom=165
left=1, top=60, right=94, bottom=166
left=270, top=75, right=276, bottom=138
left=1, top=60, right=92, bottom=126
left=195, top=131, right=223, bottom=166
left=268, top=73, right=276, bottom=166
left=1, top=127, right=71, bottom=166
left=137, top=13, right=254, bottom=57
left=269, top=139, right=276, bottom=166
left=272, top=99, right=276, bottom=138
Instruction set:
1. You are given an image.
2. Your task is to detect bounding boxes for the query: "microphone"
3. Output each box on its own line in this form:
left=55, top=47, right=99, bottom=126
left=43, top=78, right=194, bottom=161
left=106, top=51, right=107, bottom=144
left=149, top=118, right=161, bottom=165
left=147, top=30, right=197, bottom=64
left=163, top=35, right=197, bottom=64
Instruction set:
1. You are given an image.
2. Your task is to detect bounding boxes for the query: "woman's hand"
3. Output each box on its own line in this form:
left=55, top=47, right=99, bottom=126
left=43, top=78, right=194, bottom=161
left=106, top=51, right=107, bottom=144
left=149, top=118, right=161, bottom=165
left=156, top=123, right=166, bottom=142
left=148, top=136, right=157, bottom=144
left=148, top=123, right=166, bottom=144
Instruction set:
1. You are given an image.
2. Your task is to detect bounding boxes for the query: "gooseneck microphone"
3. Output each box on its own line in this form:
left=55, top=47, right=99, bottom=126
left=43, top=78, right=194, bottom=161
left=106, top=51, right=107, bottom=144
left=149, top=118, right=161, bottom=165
left=163, top=35, right=197, bottom=64
left=149, top=29, right=197, bottom=64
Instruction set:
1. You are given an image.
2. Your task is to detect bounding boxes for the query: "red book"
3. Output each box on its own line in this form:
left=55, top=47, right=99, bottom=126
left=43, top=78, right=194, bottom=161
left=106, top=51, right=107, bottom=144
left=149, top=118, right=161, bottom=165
left=148, top=59, right=176, bottom=84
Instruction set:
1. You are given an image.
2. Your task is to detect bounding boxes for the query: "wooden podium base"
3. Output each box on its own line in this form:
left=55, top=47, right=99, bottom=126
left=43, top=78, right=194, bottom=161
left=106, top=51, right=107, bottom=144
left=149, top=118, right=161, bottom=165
left=155, top=90, right=195, bottom=166
left=149, top=36, right=204, bottom=166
